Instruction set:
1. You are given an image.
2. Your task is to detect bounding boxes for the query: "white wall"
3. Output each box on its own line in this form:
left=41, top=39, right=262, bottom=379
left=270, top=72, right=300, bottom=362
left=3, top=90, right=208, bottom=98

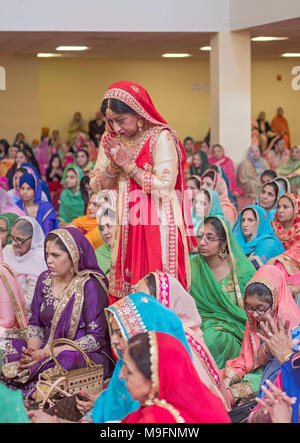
left=0, top=0, right=229, bottom=32
left=229, top=0, right=300, bottom=30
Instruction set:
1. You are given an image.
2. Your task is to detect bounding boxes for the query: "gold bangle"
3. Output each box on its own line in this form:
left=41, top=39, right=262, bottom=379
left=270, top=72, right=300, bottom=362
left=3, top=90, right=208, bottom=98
left=129, top=165, right=139, bottom=177
left=124, top=162, right=137, bottom=176
left=280, top=351, right=294, bottom=364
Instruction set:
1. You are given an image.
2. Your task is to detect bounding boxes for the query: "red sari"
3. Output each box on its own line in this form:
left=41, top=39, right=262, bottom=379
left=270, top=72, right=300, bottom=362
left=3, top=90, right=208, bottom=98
left=122, top=331, right=231, bottom=423
left=271, top=193, right=300, bottom=250
left=209, top=146, right=244, bottom=196
left=93, top=81, right=196, bottom=303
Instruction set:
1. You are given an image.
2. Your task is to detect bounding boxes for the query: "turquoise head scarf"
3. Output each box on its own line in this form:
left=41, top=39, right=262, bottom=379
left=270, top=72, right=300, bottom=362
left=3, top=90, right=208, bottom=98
left=233, top=205, right=285, bottom=265
left=89, top=292, right=191, bottom=423
left=192, top=189, right=224, bottom=237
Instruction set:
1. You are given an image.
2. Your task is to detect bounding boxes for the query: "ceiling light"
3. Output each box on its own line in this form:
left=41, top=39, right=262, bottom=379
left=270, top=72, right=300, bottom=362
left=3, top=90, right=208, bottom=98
left=56, top=46, right=90, bottom=51
left=200, top=46, right=211, bottom=51
left=162, top=53, right=191, bottom=58
left=37, top=53, right=62, bottom=57
left=251, top=36, right=289, bottom=42
left=282, top=53, right=300, bottom=57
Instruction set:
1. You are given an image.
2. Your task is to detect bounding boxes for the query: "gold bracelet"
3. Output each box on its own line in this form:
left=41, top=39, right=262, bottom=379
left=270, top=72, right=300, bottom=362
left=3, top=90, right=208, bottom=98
left=280, top=351, right=294, bottom=364
left=129, top=165, right=139, bottom=177
left=124, top=162, right=137, bottom=176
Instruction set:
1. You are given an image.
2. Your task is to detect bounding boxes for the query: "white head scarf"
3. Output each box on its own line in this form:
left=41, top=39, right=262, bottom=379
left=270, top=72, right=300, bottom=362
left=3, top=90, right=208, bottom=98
left=2, top=216, right=47, bottom=284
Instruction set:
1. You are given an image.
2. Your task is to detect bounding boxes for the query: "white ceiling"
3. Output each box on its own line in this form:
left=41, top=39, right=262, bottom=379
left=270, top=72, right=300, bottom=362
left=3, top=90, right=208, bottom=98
left=0, top=18, right=299, bottom=59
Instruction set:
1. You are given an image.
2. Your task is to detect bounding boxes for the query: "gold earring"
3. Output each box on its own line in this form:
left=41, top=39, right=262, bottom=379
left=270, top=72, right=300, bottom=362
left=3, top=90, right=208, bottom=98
left=218, top=248, right=227, bottom=260
left=106, top=98, right=113, bottom=119
left=137, top=118, right=144, bottom=132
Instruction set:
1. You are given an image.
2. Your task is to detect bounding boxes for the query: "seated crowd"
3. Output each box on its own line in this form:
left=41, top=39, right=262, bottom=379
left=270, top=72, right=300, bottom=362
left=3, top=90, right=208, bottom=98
left=0, top=103, right=300, bottom=425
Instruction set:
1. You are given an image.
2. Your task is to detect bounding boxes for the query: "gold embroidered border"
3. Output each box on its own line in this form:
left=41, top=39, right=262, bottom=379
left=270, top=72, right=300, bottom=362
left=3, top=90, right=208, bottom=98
left=42, top=208, right=54, bottom=223
left=50, top=229, right=80, bottom=272
left=153, top=398, right=185, bottom=423
left=0, top=269, right=27, bottom=329
left=218, top=217, right=244, bottom=309
left=185, top=331, right=222, bottom=392
left=229, top=381, right=255, bottom=404
left=148, top=331, right=160, bottom=399
left=105, top=296, right=147, bottom=341
left=224, top=364, right=241, bottom=384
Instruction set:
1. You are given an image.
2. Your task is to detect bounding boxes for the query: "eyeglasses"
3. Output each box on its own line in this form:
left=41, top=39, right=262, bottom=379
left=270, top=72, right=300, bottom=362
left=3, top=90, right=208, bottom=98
left=245, top=304, right=272, bottom=315
left=196, top=233, right=222, bottom=243
left=8, top=233, right=32, bottom=246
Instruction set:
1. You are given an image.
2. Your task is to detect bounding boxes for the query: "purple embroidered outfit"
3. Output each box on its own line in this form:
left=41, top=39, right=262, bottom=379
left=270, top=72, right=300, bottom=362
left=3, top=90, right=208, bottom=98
left=1, top=227, right=114, bottom=399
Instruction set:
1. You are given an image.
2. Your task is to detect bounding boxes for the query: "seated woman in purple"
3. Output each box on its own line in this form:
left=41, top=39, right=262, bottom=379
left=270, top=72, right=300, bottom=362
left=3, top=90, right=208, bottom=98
left=1, top=227, right=115, bottom=400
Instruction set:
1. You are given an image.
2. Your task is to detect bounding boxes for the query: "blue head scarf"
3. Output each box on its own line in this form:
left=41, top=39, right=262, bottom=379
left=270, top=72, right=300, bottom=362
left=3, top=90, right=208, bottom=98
left=233, top=205, right=285, bottom=265
left=89, top=292, right=192, bottom=423
left=21, top=162, right=51, bottom=202
left=19, top=172, right=42, bottom=204
left=248, top=146, right=264, bottom=177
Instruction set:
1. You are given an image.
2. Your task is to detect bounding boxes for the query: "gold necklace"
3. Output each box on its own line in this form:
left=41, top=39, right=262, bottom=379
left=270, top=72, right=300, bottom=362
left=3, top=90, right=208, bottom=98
left=119, top=130, right=145, bottom=148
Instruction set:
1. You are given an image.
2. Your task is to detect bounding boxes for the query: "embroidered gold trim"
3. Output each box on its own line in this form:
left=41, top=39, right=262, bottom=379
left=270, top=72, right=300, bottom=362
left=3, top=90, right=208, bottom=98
left=148, top=331, right=160, bottom=399
left=50, top=229, right=80, bottom=272
left=42, top=208, right=54, bottom=223
left=218, top=217, right=244, bottom=309
left=0, top=269, right=26, bottom=329
left=153, top=398, right=185, bottom=423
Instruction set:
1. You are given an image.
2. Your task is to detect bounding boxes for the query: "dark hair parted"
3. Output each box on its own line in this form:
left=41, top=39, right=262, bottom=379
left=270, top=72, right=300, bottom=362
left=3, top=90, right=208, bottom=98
left=199, top=189, right=211, bottom=202
left=278, top=194, right=295, bottom=209
left=144, top=273, right=157, bottom=298
left=186, top=176, right=201, bottom=189
left=202, top=170, right=215, bottom=181
left=45, top=232, right=72, bottom=262
left=245, top=282, right=273, bottom=305
left=127, top=333, right=152, bottom=380
left=262, top=181, right=280, bottom=200
left=202, top=217, right=228, bottom=253
left=183, top=136, right=194, bottom=144
left=101, top=98, right=137, bottom=117
left=241, top=207, right=257, bottom=220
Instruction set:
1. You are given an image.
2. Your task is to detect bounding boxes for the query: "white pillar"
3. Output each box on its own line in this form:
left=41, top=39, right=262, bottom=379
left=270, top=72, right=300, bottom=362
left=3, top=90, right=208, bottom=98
left=210, top=30, right=251, bottom=165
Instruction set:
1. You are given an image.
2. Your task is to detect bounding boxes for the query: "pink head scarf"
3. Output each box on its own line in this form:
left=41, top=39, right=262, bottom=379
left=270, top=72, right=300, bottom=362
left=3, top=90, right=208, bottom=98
left=224, top=264, right=300, bottom=380
left=0, top=242, right=28, bottom=334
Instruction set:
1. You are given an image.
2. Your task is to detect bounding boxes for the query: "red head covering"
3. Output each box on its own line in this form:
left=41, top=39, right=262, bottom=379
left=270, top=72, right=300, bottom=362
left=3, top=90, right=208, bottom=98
left=123, top=331, right=230, bottom=423
left=102, top=81, right=196, bottom=262
left=271, top=193, right=300, bottom=249
left=103, top=80, right=186, bottom=165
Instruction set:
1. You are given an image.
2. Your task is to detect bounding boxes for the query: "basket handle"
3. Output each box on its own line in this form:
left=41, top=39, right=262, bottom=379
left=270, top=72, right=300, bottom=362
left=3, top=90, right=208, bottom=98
left=37, top=378, right=72, bottom=409
left=49, top=338, right=96, bottom=376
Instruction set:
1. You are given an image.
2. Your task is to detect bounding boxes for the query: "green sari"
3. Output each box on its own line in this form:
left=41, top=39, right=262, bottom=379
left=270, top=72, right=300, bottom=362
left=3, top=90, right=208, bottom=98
left=276, top=146, right=300, bottom=186
left=59, top=164, right=85, bottom=223
left=95, top=230, right=111, bottom=276
left=190, top=216, right=256, bottom=369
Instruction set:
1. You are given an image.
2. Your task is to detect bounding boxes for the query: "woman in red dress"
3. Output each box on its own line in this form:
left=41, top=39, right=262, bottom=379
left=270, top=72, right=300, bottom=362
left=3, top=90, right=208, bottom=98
left=120, top=331, right=231, bottom=423
left=90, top=81, right=195, bottom=304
